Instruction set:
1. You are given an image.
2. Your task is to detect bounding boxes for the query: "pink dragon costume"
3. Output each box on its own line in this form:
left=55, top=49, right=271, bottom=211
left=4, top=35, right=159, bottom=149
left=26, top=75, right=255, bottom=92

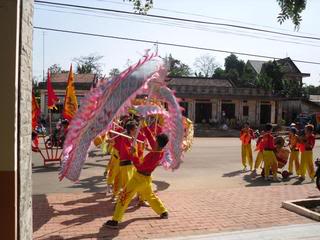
left=60, top=53, right=185, bottom=181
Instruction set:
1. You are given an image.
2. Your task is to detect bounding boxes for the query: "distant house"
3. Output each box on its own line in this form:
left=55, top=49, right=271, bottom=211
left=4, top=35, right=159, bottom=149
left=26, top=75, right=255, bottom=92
left=38, top=72, right=97, bottom=121
left=246, top=57, right=310, bottom=87
left=167, top=76, right=283, bottom=127
left=246, top=57, right=316, bottom=124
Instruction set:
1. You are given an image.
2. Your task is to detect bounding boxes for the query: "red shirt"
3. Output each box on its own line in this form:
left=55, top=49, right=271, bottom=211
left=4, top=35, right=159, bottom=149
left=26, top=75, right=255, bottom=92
left=255, top=136, right=264, bottom=152
left=300, top=134, right=315, bottom=151
left=149, top=124, right=163, bottom=135
left=113, top=131, right=146, bottom=161
left=114, top=136, right=132, bottom=161
left=261, top=133, right=275, bottom=150
left=240, top=128, right=254, bottom=144
left=131, top=127, right=164, bottom=174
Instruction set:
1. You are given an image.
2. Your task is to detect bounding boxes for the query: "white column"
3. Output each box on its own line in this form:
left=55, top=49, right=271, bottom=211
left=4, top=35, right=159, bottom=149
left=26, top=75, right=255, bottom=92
left=211, top=99, right=218, bottom=119
left=256, top=100, right=260, bottom=126
left=271, top=101, right=276, bottom=124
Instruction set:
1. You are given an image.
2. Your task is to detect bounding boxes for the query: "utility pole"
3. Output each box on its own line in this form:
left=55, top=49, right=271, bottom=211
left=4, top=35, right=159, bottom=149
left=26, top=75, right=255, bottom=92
left=43, top=31, right=46, bottom=81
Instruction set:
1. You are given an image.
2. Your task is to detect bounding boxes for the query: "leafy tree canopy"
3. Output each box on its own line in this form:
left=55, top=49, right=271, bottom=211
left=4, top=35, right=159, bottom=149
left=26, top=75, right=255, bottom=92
left=124, top=0, right=153, bottom=14
left=109, top=68, right=121, bottom=77
left=277, top=0, right=306, bottom=29
left=166, top=54, right=192, bottom=77
left=73, top=54, right=103, bottom=74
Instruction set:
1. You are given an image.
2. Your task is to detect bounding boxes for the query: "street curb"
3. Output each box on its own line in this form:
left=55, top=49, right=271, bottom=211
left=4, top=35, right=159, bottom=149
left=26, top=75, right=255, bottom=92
left=153, top=223, right=320, bottom=240
left=282, top=198, right=320, bottom=221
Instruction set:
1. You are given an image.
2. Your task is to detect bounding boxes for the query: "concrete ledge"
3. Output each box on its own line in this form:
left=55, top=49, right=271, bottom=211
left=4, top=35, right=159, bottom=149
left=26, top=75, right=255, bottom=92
left=282, top=198, right=320, bottom=221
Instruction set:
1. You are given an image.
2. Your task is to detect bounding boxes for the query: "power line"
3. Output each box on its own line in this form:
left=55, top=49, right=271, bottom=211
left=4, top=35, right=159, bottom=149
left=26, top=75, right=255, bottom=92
left=35, top=6, right=320, bottom=48
left=33, top=26, right=320, bottom=65
left=96, top=0, right=320, bottom=37
left=34, top=0, right=320, bottom=41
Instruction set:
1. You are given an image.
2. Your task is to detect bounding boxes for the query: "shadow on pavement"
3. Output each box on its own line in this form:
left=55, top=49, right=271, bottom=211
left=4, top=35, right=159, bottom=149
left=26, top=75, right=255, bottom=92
left=153, top=180, right=170, bottom=192
left=243, top=174, right=272, bottom=187
left=32, top=165, right=61, bottom=173
left=67, top=175, right=106, bottom=193
left=88, top=149, right=108, bottom=158
left=59, top=193, right=113, bottom=226
left=84, top=162, right=106, bottom=168
left=65, top=216, right=160, bottom=240
left=33, top=195, right=56, bottom=232
left=222, top=170, right=243, bottom=177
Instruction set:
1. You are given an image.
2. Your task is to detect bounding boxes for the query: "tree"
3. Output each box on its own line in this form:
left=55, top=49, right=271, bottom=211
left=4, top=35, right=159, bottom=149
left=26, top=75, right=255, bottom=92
left=124, top=0, right=153, bottom=14
left=166, top=54, right=192, bottom=77
left=277, top=0, right=306, bottom=29
left=193, top=54, right=218, bottom=77
left=126, top=0, right=306, bottom=29
left=109, top=68, right=120, bottom=77
left=303, top=84, right=320, bottom=97
left=48, top=64, right=62, bottom=75
left=224, top=54, right=245, bottom=77
left=283, top=78, right=303, bottom=97
left=241, top=65, right=257, bottom=85
left=73, top=54, right=103, bottom=74
left=32, top=77, right=40, bottom=98
left=213, top=67, right=226, bottom=79
left=223, top=54, right=247, bottom=85
left=256, top=61, right=284, bottom=93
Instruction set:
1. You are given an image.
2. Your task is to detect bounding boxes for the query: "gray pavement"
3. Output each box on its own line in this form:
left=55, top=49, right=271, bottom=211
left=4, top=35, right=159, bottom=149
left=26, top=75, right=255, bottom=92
left=156, top=223, right=320, bottom=240
left=32, top=138, right=318, bottom=194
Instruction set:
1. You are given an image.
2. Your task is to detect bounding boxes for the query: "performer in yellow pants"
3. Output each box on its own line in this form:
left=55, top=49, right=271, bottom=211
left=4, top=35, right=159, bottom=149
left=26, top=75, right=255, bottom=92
left=288, top=127, right=300, bottom=176
left=240, top=122, right=254, bottom=171
left=113, top=172, right=167, bottom=222
left=119, top=163, right=134, bottom=189
left=254, top=151, right=264, bottom=170
left=300, top=150, right=315, bottom=180
left=106, top=148, right=121, bottom=197
left=261, top=123, right=279, bottom=181
left=104, top=123, right=169, bottom=228
left=252, top=132, right=264, bottom=178
left=263, top=150, right=278, bottom=179
left=241, top=144, right=253, bottom=170
left=288, top=150, right=300, bottom=175
left=299, top=124, right=316, bottom=181
left=113, top=121, right=138, bottom=190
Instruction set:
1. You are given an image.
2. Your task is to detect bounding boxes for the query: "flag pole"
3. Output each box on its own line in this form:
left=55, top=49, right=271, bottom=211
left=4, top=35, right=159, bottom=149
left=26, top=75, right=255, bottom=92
left=49, top=108, right=54, bottom=159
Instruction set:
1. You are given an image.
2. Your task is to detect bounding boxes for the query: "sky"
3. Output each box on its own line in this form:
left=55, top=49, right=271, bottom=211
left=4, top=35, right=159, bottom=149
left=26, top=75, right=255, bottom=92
left=33, top=0, right=320, bottom=85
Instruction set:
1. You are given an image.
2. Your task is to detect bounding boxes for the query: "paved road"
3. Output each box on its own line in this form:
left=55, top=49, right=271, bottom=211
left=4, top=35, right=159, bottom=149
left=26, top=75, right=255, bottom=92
left=32, top=138, right=318, bottom=194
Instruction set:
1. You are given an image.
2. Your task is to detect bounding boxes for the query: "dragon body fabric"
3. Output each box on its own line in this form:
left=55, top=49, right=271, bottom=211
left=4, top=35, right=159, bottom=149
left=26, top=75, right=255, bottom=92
left=60, top=54, right=185, bottom=181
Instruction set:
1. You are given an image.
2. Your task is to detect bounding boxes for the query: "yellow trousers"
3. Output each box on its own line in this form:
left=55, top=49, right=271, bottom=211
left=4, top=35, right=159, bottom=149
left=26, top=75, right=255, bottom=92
left=242, top=144, right=253, bottom=170
left=263, top=150, right=278, bottom=177
left=119, top=164, right=134, bottom=189
left=300, top=151, right=315, bottom=179
left=288, top=150, right=300, bottom=175
left=113, top=172, right=167, bottom=222
left=107, top=153, right=120, bottom=196
left=254, top=151, right=264, bottom=170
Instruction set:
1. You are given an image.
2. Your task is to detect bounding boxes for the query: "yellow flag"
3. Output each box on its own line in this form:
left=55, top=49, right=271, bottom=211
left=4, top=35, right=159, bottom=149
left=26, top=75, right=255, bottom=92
left=63, top=64, right=78, bottom=120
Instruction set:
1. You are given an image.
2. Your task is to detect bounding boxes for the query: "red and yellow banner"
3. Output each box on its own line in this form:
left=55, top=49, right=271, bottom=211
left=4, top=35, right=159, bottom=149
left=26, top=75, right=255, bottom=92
left=32, top=91, right=40, bottom=130
left=47, top=70, right=58, bottom=110
left=63, top=64, right=78, bottom=120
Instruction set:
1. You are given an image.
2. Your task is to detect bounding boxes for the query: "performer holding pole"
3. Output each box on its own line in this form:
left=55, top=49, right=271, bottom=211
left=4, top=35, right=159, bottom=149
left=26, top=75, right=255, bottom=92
left=261, top=123, right=279, bottom=181
left=251, top=131, right=264, bottom=178
left=104, top=119, right=169, bottom=228
left=288, top=127, right=300, bottom=176
left=299, top=124, right=316, bottom=181
left=240, top=122, right=254, bottom=171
